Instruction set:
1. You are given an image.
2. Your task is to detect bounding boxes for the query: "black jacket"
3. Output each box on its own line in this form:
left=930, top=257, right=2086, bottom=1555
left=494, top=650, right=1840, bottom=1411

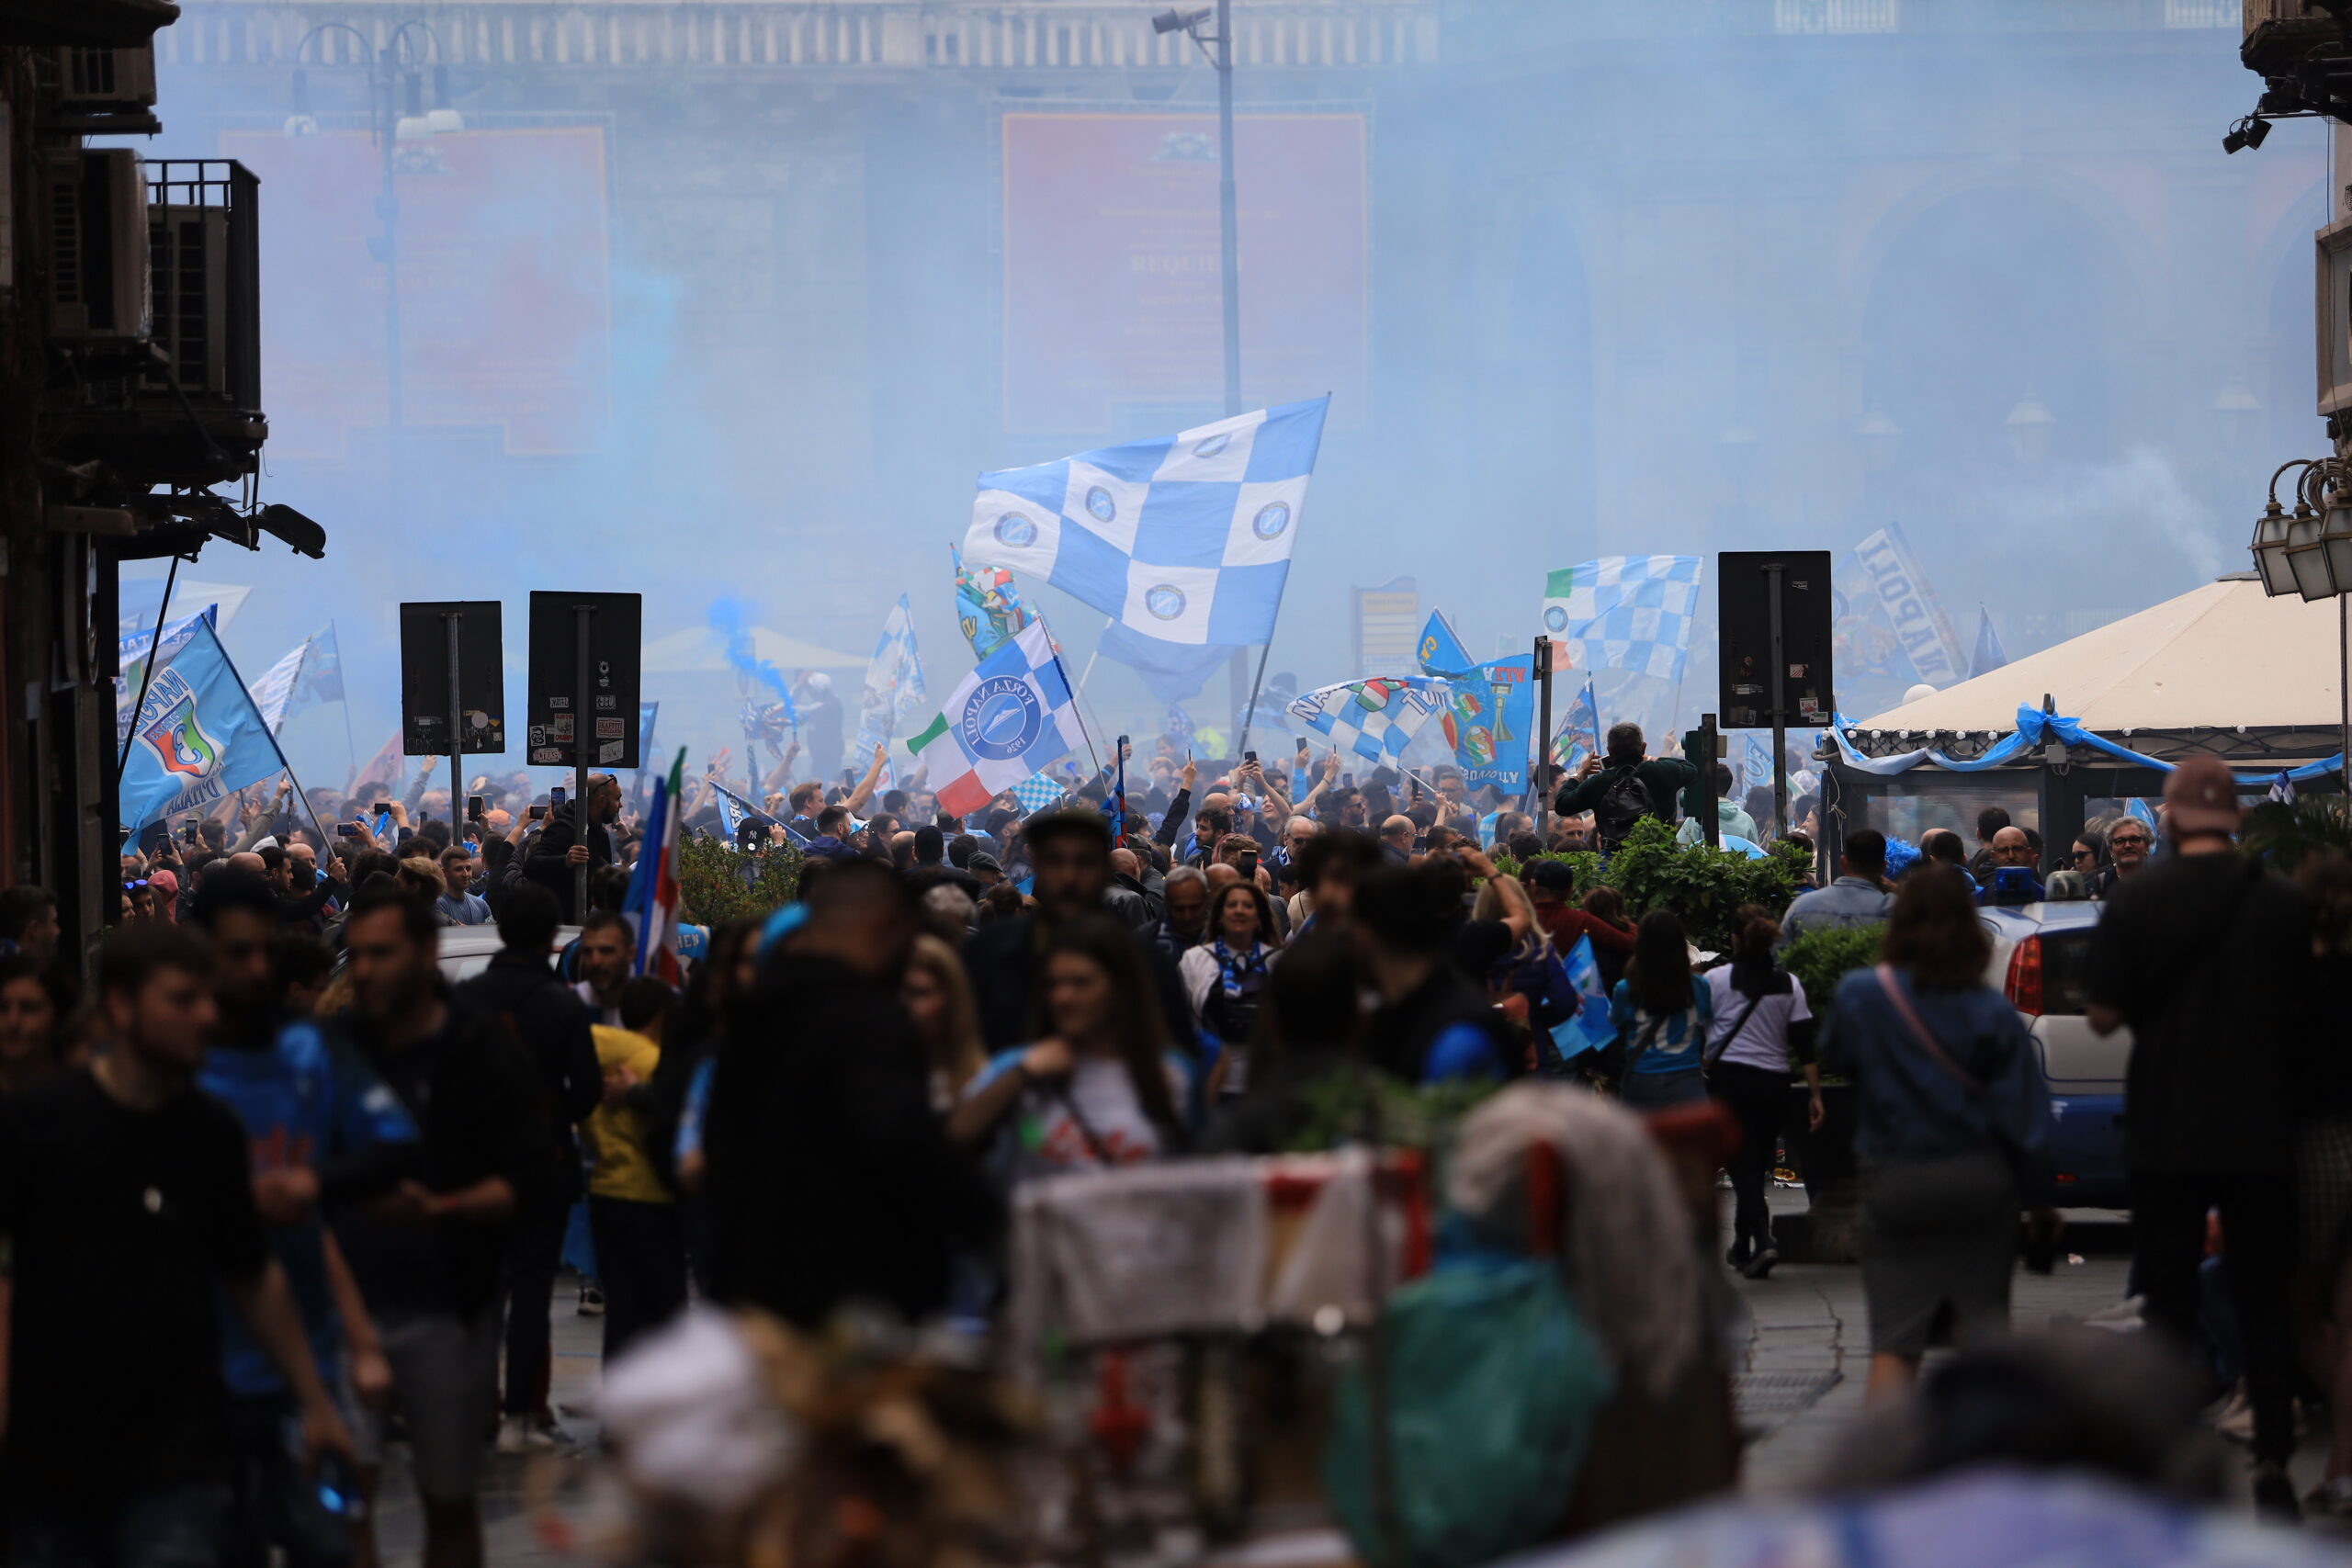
left=1365, top=966, right=1507, bottom=1085
left=454, top=952, right=601, bottom=1202
left=524, top=803, right=616, bottom=920
left=701, top=953, right=994, bottom=1325
left=336, top=998, right=551, bottom=1316
left=965, top=907, right=1193, bottom=1054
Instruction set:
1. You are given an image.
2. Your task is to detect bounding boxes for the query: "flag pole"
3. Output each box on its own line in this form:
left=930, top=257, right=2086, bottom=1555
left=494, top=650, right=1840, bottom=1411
left=1234, top=637, right=1275, bottom=763
left=1041, top=616, right=1104, bottom=778
left=117, top=553, right=183, bottom=776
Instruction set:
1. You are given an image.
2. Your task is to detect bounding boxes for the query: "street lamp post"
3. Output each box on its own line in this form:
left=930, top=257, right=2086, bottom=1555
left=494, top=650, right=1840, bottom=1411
left=2249, top=457, right=2352, bottom=792
left=1155, top=4, right=1240, bottom=417
left=289, top=21, right=460, bottom=440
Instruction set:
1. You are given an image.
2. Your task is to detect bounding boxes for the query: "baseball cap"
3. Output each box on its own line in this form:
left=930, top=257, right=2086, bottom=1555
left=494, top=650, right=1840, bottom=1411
left=2162, top=755, right=2242, bottom=837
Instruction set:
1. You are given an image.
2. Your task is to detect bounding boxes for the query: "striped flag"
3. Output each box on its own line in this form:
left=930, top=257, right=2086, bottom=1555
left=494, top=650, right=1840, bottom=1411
left=624, top=748, right=686, bottom=984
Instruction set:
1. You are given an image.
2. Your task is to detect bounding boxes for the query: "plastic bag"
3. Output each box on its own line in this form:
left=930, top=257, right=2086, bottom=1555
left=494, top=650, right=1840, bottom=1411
left=1323, top=1257, right=1615, bottom=1568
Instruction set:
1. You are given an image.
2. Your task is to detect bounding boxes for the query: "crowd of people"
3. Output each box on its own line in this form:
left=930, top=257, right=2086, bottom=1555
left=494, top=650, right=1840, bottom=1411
left=0, top=713, right=2345, bottom=1566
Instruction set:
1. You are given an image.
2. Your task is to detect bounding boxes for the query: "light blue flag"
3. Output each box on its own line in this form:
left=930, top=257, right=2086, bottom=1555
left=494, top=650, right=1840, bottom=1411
left=1968, top=605, right=2009, bottom=681
left=1542, top=557, right=1702, bottom=682
left=1419, top=612, right=1535, bottom=793
left=119, top=619, right=291, bottom=832
left=962, top=397, right=1330, bottom=651
left=1548, top=935, right=1619, bottom=1064
left=1286, top=676, right=1446, bottom=767
left=117, top=607, right=220, bottom=750
left=1551, top=674, right=1602, bottom=770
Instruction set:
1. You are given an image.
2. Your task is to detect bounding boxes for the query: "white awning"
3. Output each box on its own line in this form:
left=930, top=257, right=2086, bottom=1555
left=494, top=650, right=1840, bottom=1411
left=1857, top=575, right=2340, bottom=735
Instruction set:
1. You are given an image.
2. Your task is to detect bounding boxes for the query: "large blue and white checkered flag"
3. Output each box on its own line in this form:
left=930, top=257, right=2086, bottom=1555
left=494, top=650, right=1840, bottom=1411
left=962, top=398, right=1329, bottom=649
left=1543, top=557, right=1702, bottom=682
left=1286, top=677, right=1445, bottom=766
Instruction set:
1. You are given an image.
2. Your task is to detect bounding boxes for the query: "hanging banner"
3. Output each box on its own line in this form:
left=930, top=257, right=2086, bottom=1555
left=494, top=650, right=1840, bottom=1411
left=1851, top=524, right=1968, bottom=688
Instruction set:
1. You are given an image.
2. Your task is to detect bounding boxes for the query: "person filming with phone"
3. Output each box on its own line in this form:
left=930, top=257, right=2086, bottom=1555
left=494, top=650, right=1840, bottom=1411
left=526, top=774, right=623, bottom=922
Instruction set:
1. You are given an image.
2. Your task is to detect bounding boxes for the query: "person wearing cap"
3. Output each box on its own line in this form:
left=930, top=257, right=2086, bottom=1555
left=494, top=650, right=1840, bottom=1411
left=2085, top=754, right=2313, bottom=1519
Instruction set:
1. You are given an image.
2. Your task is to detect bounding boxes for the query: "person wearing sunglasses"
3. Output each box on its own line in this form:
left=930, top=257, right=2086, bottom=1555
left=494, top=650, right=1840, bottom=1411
left=2094, top=820, right=2153, bottom=897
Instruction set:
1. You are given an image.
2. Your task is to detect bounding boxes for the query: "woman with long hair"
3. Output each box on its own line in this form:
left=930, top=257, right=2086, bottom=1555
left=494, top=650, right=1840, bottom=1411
left=951, top=912, right=1192, bottom=1178
left=1179, top=882, right=1282, bottom=1098
left=1705, top=905, right=1825, bottom=1279
left=902, top=933, right=989, bottom=1122
left=1609, top=909, right=1713, bottom=1110
left=1825, top=865, right=2052, bottom=1401
left=1470, top=873, right=1580, bottom=1076
left=0, top=955, right=73, bottom=1095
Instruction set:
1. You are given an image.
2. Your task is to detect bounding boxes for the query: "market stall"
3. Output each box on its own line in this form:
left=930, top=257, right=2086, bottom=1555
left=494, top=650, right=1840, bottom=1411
left=1815, top=573, right=2346, bottom=865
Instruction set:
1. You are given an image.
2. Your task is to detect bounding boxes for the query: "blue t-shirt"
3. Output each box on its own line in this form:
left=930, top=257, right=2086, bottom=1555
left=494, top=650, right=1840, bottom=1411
left=200, top=1020, right=418, bottom=1397
left=1609, top=978, right=1715, bottom=1077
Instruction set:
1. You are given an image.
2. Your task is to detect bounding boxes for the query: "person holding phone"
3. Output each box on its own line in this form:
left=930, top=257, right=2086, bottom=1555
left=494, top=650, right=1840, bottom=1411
left=525, top=775, right=624, bottom=922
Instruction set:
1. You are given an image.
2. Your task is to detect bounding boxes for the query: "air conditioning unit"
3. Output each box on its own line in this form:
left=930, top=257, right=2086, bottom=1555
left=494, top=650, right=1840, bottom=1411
left=51, top=44, right=155, bottom=109
left=43, top=150, right=150, bottom=342
left=146, top=205, right=228, bottom=398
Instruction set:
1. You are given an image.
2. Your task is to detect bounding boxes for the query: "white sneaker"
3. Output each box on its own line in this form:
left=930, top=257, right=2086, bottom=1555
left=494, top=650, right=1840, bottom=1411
left=2208, top=1383, right=2256, bottom=1444
left=495, top=1414, right=557, bottom=1454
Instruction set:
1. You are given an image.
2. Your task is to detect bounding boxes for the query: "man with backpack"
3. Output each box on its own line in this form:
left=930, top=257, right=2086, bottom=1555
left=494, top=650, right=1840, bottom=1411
left=1553, top=723, right=1698, bottom=852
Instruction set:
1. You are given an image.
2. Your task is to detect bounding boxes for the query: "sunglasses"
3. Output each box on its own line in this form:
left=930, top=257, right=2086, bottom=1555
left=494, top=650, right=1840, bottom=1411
left=122, top=878, right=149, bottom=891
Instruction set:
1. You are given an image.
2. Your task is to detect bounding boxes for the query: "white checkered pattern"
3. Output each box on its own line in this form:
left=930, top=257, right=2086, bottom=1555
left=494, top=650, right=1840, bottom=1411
left=962, top=399, right=1329, bottom=649
left=1542, top=556, right=1702, bottom=682
left=1286, top=677, right=1446, bottom=766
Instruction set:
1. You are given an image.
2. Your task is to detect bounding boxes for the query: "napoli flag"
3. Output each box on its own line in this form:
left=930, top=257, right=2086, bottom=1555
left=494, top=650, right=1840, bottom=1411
left=962, top=397, right=1329, bottom=650
left=1968, top=605, right=2009, bottom=681
left=904, top=620, right=1088, bottom=818
left=120, top=619, right=291, bottom=832
left=1547, top=935, right=1620, bottom=1065
left=1542, top=557, right=1702, bottom=682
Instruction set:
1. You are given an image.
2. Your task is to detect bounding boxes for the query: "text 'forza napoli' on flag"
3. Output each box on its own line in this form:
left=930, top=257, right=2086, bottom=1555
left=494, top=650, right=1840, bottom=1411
left=905, top=620, right=1088, bottom=818
left=961, top=397, right=1329, bottom=650
left=1286, top=677, right=1446, bottom=767
left=120, top=619, right=294, bottom=832
left=1542, top=556, right=1702, bottom=682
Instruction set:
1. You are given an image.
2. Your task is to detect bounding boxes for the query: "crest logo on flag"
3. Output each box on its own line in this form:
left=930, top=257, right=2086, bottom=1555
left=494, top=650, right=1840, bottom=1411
left=141, top=686, right=220, bottom=780
left=1145, top=585, right=1187, bottom=620
left=1544, top=604, right=1568, bottom=632
left=1252, top=502, right=1291, bottom=539
left=1085, top=486, right=1117, bottom=523
left=1193, top=432, right=1230, bottom=458
left=994, top=511, right=1038, bottom=547
left=960, top=674, right=1044, bottom=761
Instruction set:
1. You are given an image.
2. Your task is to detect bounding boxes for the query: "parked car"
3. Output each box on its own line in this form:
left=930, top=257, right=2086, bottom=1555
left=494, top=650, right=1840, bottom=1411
left=433, top=923, right=582, bottom=984
left=1978, top=900, right=2129, bottom=1209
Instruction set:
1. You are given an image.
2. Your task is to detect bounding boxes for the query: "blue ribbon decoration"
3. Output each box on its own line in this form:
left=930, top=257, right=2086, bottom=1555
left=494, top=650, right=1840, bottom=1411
left=1824, top=705, right=2343, bottom=790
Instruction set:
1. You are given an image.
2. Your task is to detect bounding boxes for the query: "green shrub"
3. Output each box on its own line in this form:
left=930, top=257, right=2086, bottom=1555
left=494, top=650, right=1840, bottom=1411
left=1599, top=817, right=1808, bottom=951
left=2240, top=796, right=2352, bottom=875
left=675, top=833, right=804, bottom=925
left=1779, top=922, right=1884, bottom=1012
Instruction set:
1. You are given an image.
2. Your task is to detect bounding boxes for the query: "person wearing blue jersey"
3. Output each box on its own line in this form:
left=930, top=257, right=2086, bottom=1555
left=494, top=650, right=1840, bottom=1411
left=187, top=871, right=419, bottom=1568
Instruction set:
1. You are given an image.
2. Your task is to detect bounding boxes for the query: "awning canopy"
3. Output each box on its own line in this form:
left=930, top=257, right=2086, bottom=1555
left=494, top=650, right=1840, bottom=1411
left=1855, top=574, right=2339, bottom=739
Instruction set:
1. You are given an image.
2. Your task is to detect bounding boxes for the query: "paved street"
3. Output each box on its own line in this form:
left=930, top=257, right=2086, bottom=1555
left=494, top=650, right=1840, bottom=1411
left=371, top=1197, right=2346, bottom=1565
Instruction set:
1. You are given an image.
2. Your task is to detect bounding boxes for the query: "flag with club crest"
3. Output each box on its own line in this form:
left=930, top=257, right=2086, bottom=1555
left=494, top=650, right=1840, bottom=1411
left=1286, top=676, right=1446, bottom=766
left=120, top=619, right=296, bottom=832
left=624, top=749, right=686, bottom=984
left=1551, top=675, right=1602, bottom=769
left=952, top=544, right=1038, bottom=662
left=1542, top=556, right=1702, bottom=682
left=906, top=621, right=1088, bottom=818
left=962, top=398, right=1330, bottom=670
left=117, top=608, right=220, bottom=751
left=854, top=594, right=929, bottom=757
left=1419, top=611, right=1532, bottom=792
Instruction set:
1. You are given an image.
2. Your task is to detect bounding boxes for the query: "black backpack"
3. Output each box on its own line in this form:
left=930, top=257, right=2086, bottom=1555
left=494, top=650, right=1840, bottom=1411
left=1591, top=766, right=1657, bottom=852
